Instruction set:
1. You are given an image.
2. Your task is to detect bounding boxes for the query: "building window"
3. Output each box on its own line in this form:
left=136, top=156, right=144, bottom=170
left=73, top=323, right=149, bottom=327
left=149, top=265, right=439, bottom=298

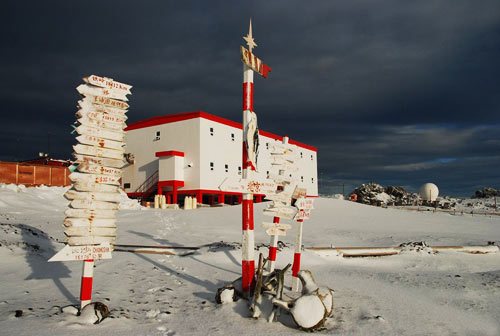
left=210, top=127, right=214, bottom=136
left=225, top=164, right=229, bottom=173
left=300, top=152, right=303, bottom=158
left=289, top=174, right=292, bottom=177
left=311, top=177, right=314, bottom=183
left=238, top=166, right=242, bottom=175
left=266, top=142, right=269, bottom=150
left=231, top=133, right=235, bottom=141
left=124, top=183, right=131, bottom=189
left=210, top=162, right=214, bottom=171
left=266, top=171, right=269, bottom=178
left=154, top=131, right=160, bottom=141
left=311, top=154, right=313, bottom=160
left=301, top=176, right=304, bottom=182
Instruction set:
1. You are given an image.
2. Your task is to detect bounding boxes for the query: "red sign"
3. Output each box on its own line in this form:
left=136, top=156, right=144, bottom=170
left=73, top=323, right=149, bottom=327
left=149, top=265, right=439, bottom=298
left=240, top=46, right=272, bottom=78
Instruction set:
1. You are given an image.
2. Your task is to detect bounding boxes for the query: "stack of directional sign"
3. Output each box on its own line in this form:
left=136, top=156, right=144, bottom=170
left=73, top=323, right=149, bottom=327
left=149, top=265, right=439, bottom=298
left=263, top=138, right=315, bottom=291
left=64, top=75, right=131, bottom=248
left=262, top=139, right=300, bottom=272
left=263, top=139, right=299, bottom=226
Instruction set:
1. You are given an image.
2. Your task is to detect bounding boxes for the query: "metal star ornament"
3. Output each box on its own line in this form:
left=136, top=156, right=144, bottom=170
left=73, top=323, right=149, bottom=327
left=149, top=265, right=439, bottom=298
left=243, top=19, right=257, bottom=52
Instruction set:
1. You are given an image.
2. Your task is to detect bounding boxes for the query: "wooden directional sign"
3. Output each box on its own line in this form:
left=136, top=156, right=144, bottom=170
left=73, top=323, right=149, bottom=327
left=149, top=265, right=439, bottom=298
left=77, top=84, right=129, bottom=101
left=72, top=181, right=119, bottom=193
left=70, top=172, right=121, bottom=186
left=267, top=172, right=295, bottom=185
left=78, top=116, right=125, bottom=132
left=295, top=197, right=314, bottom=210
left=64, top=217, right=117, bottom=228
left=262, top=222, right=292, bottom=231
left=65, top=208, right=117, bottom=219
left=265, top=227, right=288, bottom=236
left=65, top=226, right=116, bottom=237
left=49, top=242, right=113, bottom=262
left=292, top=187, right=307, bottom=200
left=76, top=135, right=124, bottom=151
left=65, top=189, right=122, bottom=203
left=70, top=199, right=119, bottom=210
left=83, top=75, right=132, bottom=94
left=240, top=46, right=271, bottom=78
left=74, top=144, right=124, bottom=160
left=76, top=109, right=127, bottom=123
left=265, top=192, right=293, bottom=205
left=80, top=95, right=129, bottom=110
left=294, top=209, right=311, bottom=221
left=74, top=154, right=125, bottom=169
left=76, top=124, right=124, bottom=142
left=263, top=205, right=297, bottom=219
left=77, top=161, right=122, bottom=177
left=79, top=98, right=128, bottom=115
left=219, top=176, right=277, bottom=195
left=67, top=236, right=116, bottom=246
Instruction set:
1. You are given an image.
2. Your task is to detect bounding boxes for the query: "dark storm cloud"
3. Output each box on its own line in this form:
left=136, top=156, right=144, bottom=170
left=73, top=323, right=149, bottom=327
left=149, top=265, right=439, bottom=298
left=0, top=0, right=499, bottom=196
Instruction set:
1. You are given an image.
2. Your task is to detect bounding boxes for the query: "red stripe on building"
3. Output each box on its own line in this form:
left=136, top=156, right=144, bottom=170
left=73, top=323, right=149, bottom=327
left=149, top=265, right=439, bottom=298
left=155, top=150, right=185, bottom=157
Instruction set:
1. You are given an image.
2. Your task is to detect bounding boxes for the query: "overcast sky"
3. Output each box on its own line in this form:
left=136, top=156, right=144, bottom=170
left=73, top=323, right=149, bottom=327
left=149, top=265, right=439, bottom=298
left=1, top=1, right=499, bottom=196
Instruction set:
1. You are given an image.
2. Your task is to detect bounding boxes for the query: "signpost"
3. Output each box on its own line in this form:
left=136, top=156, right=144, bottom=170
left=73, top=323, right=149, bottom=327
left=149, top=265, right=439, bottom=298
left=49, top=75, right=131, bottom=310
left=264, top=137, right=300, bottom=272
left=49, top=243, right=113, bottom=262
left=219, top=176, right=277, bottom=195
left=240, top=20, right=272, bottom=295
left=291, top=196, right=315, bottom=291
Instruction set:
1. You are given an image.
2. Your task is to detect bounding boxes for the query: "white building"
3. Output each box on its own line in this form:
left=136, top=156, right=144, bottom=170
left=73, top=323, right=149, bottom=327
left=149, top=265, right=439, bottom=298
left=123, top=111, right=318, bottom=205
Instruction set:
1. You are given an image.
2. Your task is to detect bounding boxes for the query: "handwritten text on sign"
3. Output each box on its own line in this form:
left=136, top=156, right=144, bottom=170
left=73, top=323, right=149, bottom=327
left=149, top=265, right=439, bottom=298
left=48, top=243, right=113, bottom=262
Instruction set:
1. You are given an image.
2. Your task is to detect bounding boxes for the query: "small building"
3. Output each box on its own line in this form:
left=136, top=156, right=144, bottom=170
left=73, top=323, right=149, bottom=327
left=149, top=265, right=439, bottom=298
left=122, top=111, right=318, bottom=205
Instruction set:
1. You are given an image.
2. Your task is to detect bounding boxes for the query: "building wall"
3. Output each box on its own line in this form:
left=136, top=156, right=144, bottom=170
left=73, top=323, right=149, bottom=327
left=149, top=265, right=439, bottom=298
left=198, top=118, right=318, bottom=196
left=122, top=118, right=200, bottom=192
left=0, top=162, right=70, bottom=187
left=199, top=118, right=242, bottom=192
left=123, top=112, right=318, bottom=198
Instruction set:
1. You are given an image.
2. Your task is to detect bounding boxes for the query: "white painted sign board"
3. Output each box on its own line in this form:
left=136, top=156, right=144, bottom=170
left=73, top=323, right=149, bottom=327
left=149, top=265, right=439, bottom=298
left=77, top=84, right=129, bottom=101
left=83, top=75, right=132, bottom=94
left=266, top=227, right=288, bottom=236
left=49, top=242, right=113, bottom=262
left=262, top=222, right=292, bottom=231
left=263, top=206, right=297, bottom=220
left=219, top=176, right=277, bottom=195
left=295, top=197, right=315, bottom=210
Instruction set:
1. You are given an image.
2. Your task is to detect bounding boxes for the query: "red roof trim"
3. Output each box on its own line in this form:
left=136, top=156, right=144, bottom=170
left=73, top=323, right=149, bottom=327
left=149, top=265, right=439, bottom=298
left=155, top=150, right=185, bottom=158
left=127, top=188, right=319, bottom=198
left=126, top=111, right=317, bottom=152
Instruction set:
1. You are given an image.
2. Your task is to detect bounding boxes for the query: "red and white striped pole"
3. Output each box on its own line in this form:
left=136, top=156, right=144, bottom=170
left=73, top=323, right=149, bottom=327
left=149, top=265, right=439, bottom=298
left=241, top=26, right=256, bottom=295
left=267, top=216, right=280, bottom=272
left=80, top=259, right=94, bottom=309
left=291, top=219, right=303, bottom=291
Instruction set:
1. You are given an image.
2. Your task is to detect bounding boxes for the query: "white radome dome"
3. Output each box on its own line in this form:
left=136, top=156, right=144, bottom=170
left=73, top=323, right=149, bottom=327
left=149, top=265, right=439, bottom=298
left=419, top=183, right=439, bottom=201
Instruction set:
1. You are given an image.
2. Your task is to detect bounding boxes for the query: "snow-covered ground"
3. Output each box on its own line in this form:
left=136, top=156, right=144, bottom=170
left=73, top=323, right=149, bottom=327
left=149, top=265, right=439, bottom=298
left=1, top=184, right=499, bottom=335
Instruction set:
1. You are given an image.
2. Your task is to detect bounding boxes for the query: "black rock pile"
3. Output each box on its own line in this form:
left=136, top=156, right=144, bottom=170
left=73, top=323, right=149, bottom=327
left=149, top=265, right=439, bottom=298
left=350, top=183, right=419, bottom=206
left=473, top=187, right=498, bottom=198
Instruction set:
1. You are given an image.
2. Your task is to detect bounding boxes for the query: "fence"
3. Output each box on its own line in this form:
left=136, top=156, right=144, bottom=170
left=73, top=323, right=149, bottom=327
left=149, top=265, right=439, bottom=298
left=0, top=161, right=70, bottom=187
